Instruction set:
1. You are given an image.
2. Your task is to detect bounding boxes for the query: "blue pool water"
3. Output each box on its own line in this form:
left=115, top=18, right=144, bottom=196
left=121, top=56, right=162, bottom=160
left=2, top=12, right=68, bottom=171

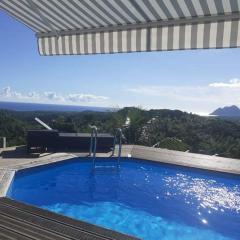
left=7, top=158, right=240, bottom=240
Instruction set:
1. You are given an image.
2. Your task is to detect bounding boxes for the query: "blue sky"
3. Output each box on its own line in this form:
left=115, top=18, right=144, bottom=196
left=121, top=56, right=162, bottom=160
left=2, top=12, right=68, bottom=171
left=1, top=10, right=240, bottom=115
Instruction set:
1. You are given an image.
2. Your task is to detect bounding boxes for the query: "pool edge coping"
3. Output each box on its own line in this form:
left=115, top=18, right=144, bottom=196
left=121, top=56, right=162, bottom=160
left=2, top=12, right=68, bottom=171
left=130, top=145, right=240, bottom=175
left=1, top=144, right=240, bottom=198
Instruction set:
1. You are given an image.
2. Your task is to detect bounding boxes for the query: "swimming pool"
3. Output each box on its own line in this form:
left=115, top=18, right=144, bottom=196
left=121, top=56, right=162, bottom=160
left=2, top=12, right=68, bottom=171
left=7, top=158, right=240, bottom=240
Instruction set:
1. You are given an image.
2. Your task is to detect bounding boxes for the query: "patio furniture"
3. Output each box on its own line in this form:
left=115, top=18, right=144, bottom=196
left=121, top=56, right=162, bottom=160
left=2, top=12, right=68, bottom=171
left=27, top=129, right=59, bottom=153
left=27, top=118, right=114, bottom=153
left=27, top=130, right=114, bottom=153
left=27, top=117, right=115, bottom=154
left=58, top=132, right=114, bottom=152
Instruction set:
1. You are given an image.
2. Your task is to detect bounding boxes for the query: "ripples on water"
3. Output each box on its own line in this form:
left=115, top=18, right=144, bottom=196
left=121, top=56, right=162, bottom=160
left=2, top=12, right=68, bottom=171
left=164, top=173, right=240, bottom=213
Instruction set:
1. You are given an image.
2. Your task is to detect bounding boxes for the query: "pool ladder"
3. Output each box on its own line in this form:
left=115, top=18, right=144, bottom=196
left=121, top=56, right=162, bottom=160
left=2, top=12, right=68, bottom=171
left=111, top=128, right=123, bottom=168
left=89, top=126, right=122, bottom=170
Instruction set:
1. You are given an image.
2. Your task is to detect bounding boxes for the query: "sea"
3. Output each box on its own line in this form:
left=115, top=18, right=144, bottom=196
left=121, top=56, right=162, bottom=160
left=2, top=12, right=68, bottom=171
left=0, top=101, right=112, bottom=112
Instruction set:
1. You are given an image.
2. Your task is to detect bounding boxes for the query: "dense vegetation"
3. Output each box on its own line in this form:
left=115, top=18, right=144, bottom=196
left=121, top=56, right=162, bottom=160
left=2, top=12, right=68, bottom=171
left=0, top=107, right=240, bottom=159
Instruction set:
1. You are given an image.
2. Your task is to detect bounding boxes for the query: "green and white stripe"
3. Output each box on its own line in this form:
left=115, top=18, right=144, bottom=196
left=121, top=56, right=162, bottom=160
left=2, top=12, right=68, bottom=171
left=0, top=0, right=240, bottom=55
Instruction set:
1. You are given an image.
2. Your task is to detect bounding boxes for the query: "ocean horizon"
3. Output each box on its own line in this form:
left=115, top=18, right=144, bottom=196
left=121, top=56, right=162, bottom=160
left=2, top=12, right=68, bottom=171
left=0, top=101, right=112, bottom=112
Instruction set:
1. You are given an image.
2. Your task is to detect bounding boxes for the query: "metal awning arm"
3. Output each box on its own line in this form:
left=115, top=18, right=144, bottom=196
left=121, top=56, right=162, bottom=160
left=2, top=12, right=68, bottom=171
left=26, top=0, right=59, bottom=38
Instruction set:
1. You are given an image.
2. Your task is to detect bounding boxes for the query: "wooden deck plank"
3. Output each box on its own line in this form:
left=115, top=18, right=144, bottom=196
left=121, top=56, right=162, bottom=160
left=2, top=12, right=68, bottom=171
left=0, top=225, right=33, bottom=240
left=0, top=198, right=138, bottom=240
left=0, top=214, right=70, bottom=240
left=0, top=198, right=136, bottom=240
left=0, top=204, right=105, bottom=240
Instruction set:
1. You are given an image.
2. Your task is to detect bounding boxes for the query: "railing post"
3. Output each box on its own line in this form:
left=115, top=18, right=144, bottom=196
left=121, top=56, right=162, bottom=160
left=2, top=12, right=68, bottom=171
left=112, top=128, right=122, bottom=168
left=1, top=137, right=6, bottom=149
left=111, top=136, right=116, bottom=156
left=89, top=130, right=93, bottom=156
left=117, top=129, right=122, bottom=168
left=89, top=125, right=98, bottom=169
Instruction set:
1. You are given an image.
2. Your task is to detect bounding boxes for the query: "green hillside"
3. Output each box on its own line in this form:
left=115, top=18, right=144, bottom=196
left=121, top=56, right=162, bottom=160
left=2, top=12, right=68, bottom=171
left=0, top=107, right=240, bottom=159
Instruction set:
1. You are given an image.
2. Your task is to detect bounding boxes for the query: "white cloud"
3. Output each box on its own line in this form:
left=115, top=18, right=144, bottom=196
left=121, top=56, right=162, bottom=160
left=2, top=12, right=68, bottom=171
left=0, top=86, right=24, bottom=99
left=0, top=86, right=109, bottom=105
left=44, top=91, right=65, bottom=102
left=125, top=83, right=240, bottom=114
left=126, top=81, right=240, bottom=104
left=126, top=85, right=216, bottom=102
left=209, top=78, right=240, bottom=88
left=67, top=93, right=108, bottom=103
left=1, top=86, right=11, bottom=97
left=0, top=86, right=39, bottom=100
left=12, top=91, right=23, bottom=98
left=28, top=91, right=39, bottom=99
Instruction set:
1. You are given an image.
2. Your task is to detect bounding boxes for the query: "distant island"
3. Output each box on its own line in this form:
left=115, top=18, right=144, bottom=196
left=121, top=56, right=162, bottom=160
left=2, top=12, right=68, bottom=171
left=211, top=105, right=240, bottom=117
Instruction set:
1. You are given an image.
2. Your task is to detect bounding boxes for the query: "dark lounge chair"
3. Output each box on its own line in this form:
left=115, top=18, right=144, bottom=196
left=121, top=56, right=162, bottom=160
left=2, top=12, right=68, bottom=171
left=27, top=118, right=114, bottom=153
left=58, top=132, right=114, bottom=152
left=27, top=129, right=58, bottom=153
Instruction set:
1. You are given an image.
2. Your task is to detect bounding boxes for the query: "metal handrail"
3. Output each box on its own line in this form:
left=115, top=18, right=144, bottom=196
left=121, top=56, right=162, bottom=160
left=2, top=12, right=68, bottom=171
left=89, top=125, right=98, bottom=169
left=112, top=128, right=123, bottom=168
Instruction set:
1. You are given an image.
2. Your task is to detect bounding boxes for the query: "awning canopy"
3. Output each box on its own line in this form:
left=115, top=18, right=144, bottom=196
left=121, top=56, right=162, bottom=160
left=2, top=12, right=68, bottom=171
left=1, top=0, right=240, bottom=56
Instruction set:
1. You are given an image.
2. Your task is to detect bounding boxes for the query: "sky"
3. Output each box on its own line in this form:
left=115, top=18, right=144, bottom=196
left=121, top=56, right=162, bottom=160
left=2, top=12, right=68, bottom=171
left=1, top=11, right=240, bottom=115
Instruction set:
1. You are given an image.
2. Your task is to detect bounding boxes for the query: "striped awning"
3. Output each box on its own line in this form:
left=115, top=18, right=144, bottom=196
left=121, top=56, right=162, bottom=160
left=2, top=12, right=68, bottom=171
left=1, top=0, right=240, bottom=56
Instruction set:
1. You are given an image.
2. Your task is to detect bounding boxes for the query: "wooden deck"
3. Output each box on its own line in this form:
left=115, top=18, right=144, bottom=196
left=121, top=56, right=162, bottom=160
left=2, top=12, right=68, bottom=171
left=0, top=198, right=138, bottom=240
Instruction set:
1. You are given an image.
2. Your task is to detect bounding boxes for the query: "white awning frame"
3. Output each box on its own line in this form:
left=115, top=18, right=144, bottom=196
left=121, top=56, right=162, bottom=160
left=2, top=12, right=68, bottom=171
left=1, top=0, right=240, bottom=56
